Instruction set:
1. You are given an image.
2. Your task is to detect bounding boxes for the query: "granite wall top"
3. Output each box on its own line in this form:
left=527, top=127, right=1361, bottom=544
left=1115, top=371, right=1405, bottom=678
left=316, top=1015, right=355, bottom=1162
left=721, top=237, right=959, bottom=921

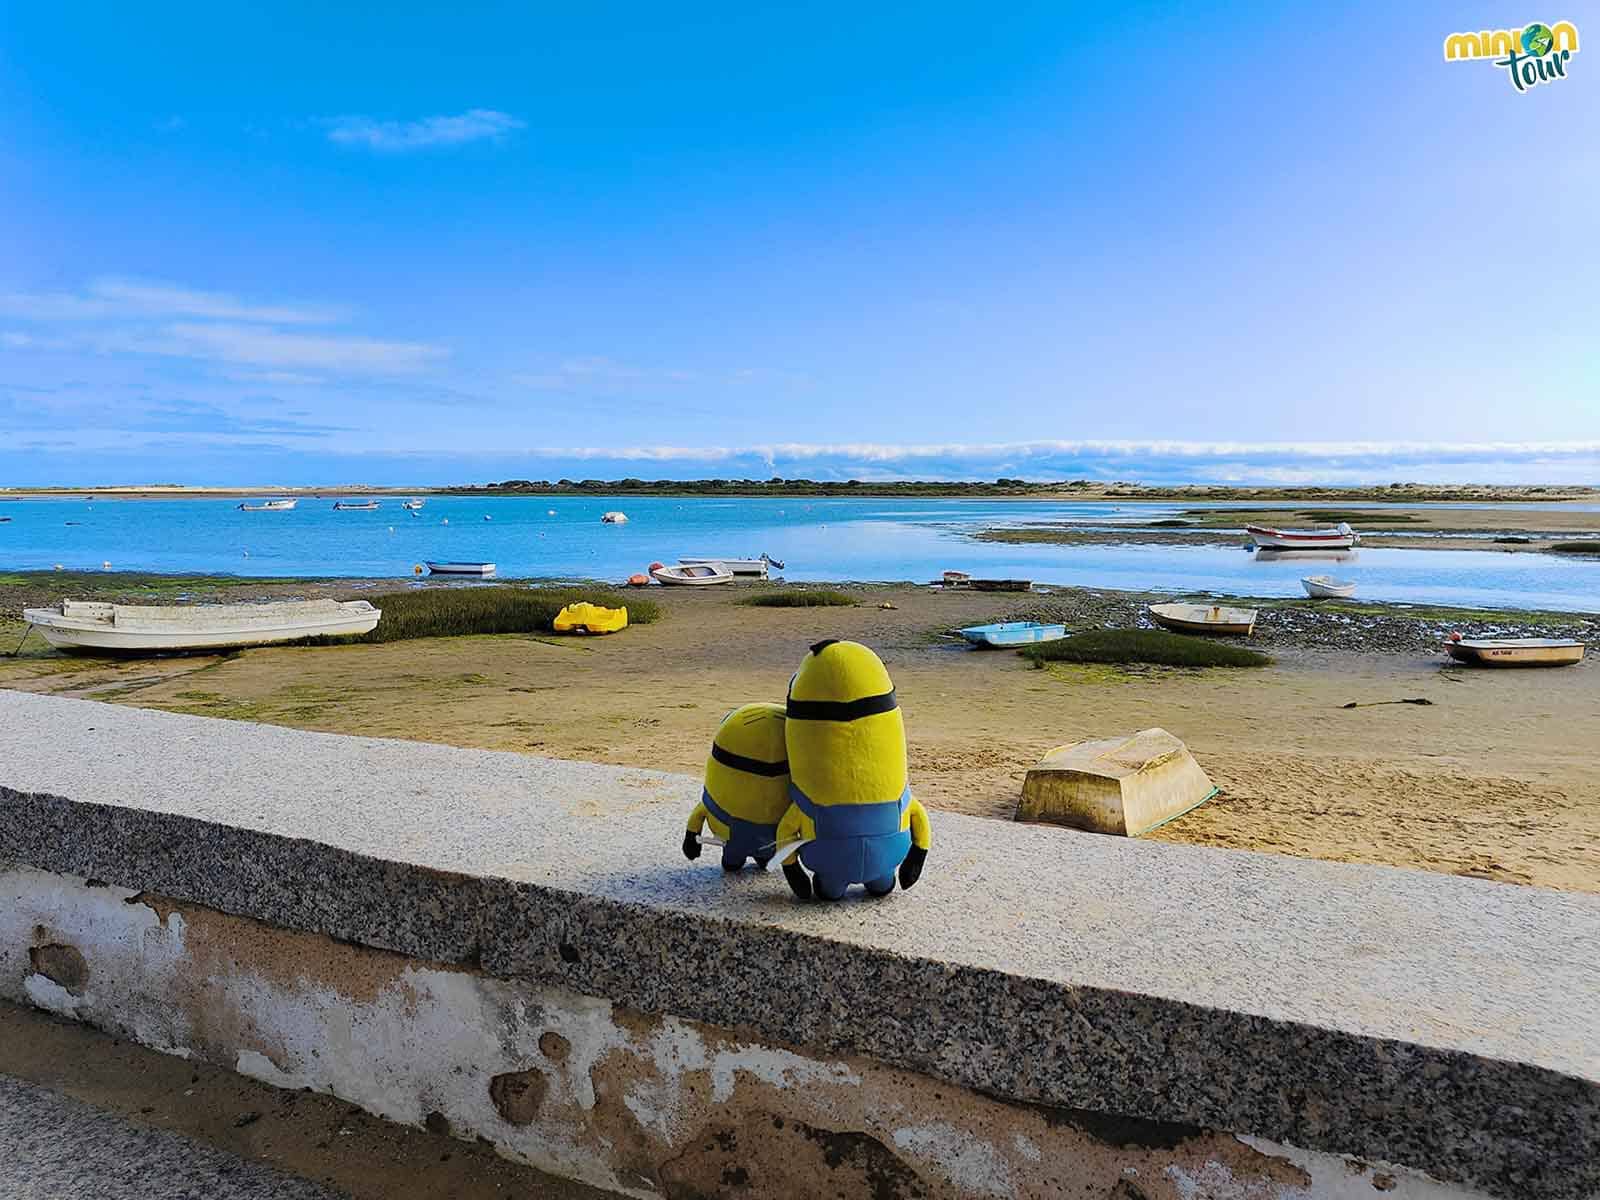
left=2, top=690, right=1596, bottom=1199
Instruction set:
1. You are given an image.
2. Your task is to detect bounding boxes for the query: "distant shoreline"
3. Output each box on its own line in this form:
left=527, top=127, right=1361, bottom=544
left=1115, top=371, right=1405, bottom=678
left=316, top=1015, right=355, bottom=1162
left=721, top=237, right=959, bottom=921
left=3, top=482, right=1597, bottom=504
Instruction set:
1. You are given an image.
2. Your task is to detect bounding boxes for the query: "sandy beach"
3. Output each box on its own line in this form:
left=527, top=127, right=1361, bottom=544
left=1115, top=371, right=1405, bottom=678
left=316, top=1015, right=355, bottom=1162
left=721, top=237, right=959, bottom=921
left=3, top=580, right=1595, bottom=895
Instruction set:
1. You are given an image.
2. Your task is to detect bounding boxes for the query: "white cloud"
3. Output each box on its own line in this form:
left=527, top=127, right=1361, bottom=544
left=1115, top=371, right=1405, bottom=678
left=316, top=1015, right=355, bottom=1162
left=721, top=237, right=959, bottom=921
left=104, top=323, right=446, bottom=373
left=514, top=357, right=699, bottom=391
left=0, top=277, right=341, bottom=325
left=325, top=109, right=525, bottom=152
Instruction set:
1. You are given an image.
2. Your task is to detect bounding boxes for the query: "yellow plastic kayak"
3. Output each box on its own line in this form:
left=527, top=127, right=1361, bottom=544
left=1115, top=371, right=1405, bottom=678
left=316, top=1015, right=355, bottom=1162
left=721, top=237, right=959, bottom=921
left=552, top=602, right=628, bottom=635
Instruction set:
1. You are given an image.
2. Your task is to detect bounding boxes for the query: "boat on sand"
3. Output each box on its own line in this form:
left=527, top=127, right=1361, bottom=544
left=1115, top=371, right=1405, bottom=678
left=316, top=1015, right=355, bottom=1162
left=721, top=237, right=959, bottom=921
left=958, top=621, right=1066, bottom=648
left=1148, top=602, right=1258, bottom=636
left=679, top=554, right=783, bottom=578
left=649, top=562, right=733, bottom=586
left=1301, top=575, right=1356, bottom=599
left=425, top=561, right=496, bottom=576
left=970, top=578, right=1032, bottom=593
left=1247, top=522, right=1358, bottom=550
left=20, top=599, right=381, bottom=654
left=1443, top=635, right=1585, bottom=667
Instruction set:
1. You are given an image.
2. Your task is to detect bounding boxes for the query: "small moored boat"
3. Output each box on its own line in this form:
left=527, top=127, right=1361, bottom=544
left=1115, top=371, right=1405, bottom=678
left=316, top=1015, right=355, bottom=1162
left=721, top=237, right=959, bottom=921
left=1148, top=602, right=1258, bottom=636
left=1247, top=522, right=1358, bottom=550
left=958, top=621, right=1067, bottom=648
left=679, top=554, right=783, bottom=578
left=19, top=598, right=381, bottom=654
left=401, top=498, right=425, bottom=510
left=1443, top=635, right=1585, bottom=668
left=601, top=511, right=628, bottom=524
left=425, top=561, right=496, bottom=576
left=649, top=562, right=733, bottom=586
left=333, top=499, right=380, bottom=511
left=1301, top=575, right=1356, bottom=599
left=238, top=498, right=298, bottom=511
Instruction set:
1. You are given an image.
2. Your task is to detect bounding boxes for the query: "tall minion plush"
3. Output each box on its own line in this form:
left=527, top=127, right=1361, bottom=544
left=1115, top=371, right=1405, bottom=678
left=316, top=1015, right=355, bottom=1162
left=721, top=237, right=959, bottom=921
left=776, top=639, right=931, bottom=901
left=683, top=702, right=790, bottom=870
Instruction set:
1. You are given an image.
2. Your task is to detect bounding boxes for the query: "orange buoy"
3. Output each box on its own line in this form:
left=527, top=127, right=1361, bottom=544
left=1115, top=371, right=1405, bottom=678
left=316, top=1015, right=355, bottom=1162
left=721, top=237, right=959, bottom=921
left=628, top=573, right=650, bottom=587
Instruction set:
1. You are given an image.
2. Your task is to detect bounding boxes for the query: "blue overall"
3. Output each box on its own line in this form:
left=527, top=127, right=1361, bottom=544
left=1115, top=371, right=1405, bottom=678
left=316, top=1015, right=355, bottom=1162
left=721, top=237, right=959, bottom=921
left=701, top=789, right=779, bottom=868
left=792, top=784, right=912, bottom=900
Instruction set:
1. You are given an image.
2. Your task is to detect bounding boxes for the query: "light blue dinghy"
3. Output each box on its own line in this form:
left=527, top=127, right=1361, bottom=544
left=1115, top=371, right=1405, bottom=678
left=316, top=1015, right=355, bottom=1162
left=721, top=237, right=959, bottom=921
left=958, top=621, right=1067, bottom=648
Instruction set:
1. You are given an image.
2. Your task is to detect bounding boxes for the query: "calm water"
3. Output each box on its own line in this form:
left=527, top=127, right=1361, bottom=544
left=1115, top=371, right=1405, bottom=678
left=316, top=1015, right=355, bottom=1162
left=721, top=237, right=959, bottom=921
left=3, top=495, right=1598, bottom=613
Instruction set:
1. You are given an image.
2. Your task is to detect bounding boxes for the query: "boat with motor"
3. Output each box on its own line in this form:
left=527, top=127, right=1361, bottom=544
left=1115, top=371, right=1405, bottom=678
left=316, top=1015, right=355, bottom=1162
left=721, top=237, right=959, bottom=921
left=333, top=499, right=380, bottom=511
left=401, top=498, right=425, bottom=510
left=601, top=511, right=629, bottom=524
left=424, top=561, right=496, bottom=576
left=679, top=554, right=784, bottom=578
left=958, top=621, right=1067, bottom=648
left=1443, top=635, right=1585, bottom=667
left=1246, top=522, right=1359, bottom=550
left=1301, top=575, right=1357, bottom=599
left=1148, top=602, right=1258, bottom=636
left=19, top=598, right=381, bottom=654
left=238, top=498, right=298, bottom=511
left=649, top=561, right=734, bottom=586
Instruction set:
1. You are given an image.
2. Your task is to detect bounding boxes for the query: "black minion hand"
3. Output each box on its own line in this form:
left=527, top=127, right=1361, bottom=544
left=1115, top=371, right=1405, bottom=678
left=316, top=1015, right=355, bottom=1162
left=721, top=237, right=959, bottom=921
left=783, top=861, right=814, bottom=900
left=682, top=830, right=702, bottom=860
left=898, top=845, right=927, bottom=890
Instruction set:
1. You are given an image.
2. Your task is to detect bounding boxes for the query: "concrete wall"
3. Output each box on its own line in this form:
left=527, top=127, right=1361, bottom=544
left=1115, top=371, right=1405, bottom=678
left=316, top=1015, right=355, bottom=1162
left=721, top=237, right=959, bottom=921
left=2, top=865, right=1480, bottom=1200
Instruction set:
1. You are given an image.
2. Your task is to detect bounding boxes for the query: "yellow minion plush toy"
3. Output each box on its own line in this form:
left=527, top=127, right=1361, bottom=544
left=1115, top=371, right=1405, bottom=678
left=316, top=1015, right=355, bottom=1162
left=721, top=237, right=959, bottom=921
left=776, top=640, right=931, bottom=900
left=683, top=702, right=790, bottom=870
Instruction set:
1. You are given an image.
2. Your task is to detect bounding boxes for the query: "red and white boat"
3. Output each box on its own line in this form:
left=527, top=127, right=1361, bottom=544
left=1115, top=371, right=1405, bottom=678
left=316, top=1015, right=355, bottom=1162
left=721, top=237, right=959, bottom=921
left=1246, top=522, right=1359, bottom=551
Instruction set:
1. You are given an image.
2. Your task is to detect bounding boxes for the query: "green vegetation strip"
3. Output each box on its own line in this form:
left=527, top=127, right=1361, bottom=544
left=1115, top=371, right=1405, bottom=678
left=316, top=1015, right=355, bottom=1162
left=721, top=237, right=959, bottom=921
left=327, top=587, right=658, bottom=644
left=741, top=589, right=857, bottom=608
left=1549, top=542, right=1600, bottom=555
left=1021, top=629, right=1271, bottom=668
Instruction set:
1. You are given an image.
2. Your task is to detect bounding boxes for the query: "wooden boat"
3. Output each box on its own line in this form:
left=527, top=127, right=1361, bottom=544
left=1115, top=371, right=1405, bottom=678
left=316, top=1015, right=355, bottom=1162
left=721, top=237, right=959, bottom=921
left=1301, top=575, right=1356, bottom=599
left=401, top=498, right=425, bottom=510
left=601, top=511, right=628, bottom=524
left=552, top=602, right=628, bottom=635
left=19, top=598, right=380, bottom=654
left=679, top=554, right=783, bottom=578
left=1246, top=522, right=1358, bottom=550
left=970, top=578, right=1033, bottom=593
left=425, top=561, right=496, bottom=576
left=958, top=621, right=1067, bottom=648
left=1444, top=636, right=1585, bottom=667
left=237, top=498, right=298, bottom=511
left=1148, top=602, right=1258, bottom=636
left=649, top=562, right=733, bottom=586
left=333, top=499, right=380, bottom=511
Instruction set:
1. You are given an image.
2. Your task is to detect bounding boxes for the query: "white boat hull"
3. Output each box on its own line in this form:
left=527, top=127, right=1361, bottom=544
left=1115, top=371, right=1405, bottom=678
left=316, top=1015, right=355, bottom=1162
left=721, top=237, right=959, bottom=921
left=1301, top=576, right=1356, bottom=599
left=1246, top=524, right=1357, bottom=550
left=425, top=562, right=496, bottom=576
left=651, top=565, right=734, bottom=586
left=679, top=557, right=770, bottom=578
left=22, top=599, right=381, bottom=653
left=1444, top=639, right=1585, bottom=667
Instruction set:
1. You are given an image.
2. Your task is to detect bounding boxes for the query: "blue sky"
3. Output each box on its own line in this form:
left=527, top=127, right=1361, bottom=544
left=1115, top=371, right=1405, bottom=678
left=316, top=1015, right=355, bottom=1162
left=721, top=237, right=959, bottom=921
left=1, top=2, right=1595, bottom=486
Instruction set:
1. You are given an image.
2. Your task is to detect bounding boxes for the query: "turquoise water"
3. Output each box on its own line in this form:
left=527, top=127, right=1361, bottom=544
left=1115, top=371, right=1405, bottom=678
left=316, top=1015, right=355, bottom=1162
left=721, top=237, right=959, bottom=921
left=3, top=495, right=1598, bottom=613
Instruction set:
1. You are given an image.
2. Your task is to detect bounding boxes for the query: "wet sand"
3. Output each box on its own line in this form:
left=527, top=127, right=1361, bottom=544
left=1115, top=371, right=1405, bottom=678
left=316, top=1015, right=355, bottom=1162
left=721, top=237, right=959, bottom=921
left=3, top=584, right=1595, bottom=894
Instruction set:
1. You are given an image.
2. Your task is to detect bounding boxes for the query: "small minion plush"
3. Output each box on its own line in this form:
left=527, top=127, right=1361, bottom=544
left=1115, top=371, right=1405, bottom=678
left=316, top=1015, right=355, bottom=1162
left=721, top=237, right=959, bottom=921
left=683, top=702, right=790, bottom=870
left=776, top=640, right=930, bottom=900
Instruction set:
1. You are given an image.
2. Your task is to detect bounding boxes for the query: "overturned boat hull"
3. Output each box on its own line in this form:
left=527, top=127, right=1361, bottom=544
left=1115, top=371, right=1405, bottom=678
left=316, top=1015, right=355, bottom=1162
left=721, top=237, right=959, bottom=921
left=21, top=599, right=381, bottom=654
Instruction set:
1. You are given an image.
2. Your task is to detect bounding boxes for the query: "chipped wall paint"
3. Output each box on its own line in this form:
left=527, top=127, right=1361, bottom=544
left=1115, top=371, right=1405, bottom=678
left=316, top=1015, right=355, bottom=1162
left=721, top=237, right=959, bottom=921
left=0, top=865, right=1489, bottom=1200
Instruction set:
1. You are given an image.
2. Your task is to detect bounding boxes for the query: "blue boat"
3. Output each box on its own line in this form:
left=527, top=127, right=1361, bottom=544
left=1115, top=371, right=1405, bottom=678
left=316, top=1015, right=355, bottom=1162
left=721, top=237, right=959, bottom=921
left=958, top=621, right=1067, bottom=648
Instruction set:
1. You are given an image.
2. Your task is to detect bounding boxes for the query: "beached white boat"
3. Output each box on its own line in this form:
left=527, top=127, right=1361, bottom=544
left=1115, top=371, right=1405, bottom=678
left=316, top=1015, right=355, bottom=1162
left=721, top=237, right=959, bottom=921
left=425, top=561, right=496, bottom=576
left=333, top=499, right=380, bottom=511
left=1444, top=636, right=1586, bottom=667
left=1246, top=522, right=1358, bottom=550
left=20, top=599, right=381, bottom=654
left=959, top=621, right=1067, bottom=648
left=679, top=554, right=783, bottom=578
left=649, top=562, right=733, bottom=586
left=401, top=498, right=425, bottom=510
left=1301, top=575, right=1356, bottom=599
left=601, top=511, right=628, bottom=524
left=238, top=498, right=298, bottom=512
left=941, top=570, right=972, bottom=587
left=1148, top=602, right=1258, bottom=636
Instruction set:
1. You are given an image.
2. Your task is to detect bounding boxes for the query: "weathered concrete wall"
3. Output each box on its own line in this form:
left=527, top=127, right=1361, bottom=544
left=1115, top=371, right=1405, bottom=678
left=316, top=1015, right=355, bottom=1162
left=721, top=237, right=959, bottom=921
left=1, top=865, right=1482, bottom=1200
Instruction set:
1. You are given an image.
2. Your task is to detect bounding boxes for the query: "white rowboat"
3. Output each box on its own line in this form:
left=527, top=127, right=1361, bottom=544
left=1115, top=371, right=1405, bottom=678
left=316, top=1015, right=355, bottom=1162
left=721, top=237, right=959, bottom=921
left=238, top=498, right=298, bottom=511
left=650, top=563, right=734, bottom=586
left=601, top=511, right=628, bottom=524
left=1247, top=522, right=1358, bottom=550
left=21, top=599, right=381, bottom=654
left=1301, top=575, right=1356, bottom=599
left=401, top=499, right=425, bottom=510
left=333, top=500, right=380, bottom=511
left=1148, top=602, right=1258, bottom=636
left=425, top=561, right=496, bottom=576
left=1444, top=637, right=1585, bottom=667
left=679, top=554, right=783, bottom=578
